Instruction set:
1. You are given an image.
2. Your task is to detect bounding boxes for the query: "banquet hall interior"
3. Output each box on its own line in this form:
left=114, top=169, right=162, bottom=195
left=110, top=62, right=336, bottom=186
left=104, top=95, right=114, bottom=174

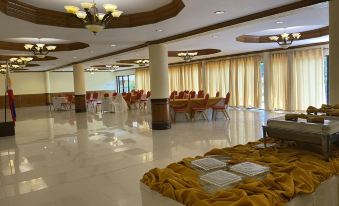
left=0, top=0, right=338, bottom=205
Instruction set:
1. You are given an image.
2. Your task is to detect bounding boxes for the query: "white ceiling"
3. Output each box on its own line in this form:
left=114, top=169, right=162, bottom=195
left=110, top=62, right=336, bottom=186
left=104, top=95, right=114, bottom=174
left=0, top=0, right=329, bottom=72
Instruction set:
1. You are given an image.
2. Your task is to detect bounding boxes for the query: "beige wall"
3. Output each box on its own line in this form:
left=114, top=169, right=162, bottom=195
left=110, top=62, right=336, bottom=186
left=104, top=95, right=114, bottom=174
left=0, top=72, right=46, bottom=95
left=50, top=72, right=117, bottom=93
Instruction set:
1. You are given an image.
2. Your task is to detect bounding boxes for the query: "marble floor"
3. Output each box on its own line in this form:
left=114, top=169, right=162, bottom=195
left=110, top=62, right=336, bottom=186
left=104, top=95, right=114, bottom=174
left=0, top=106, right=284, bottom=206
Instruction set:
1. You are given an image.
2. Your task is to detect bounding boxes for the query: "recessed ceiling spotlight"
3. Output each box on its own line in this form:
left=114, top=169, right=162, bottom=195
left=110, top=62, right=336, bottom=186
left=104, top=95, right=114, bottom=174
left=73, top=56, right=77, bottom=59
left=111, top=44, right=117, bottom=47
left=136, top=53, right=140, bottom=56
left=214, top=11, right=225, bottom=15
left=156, top=29, right=164, bottom=32
left=212, top=35, right=219, bottom=38
left=276, top=21, right=284, bottom=24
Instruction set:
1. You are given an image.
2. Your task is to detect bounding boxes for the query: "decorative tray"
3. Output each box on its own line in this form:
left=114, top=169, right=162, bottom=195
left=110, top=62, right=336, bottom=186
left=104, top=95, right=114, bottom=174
left=230, top=162, right=270, bottom=177
left=200, top=170, right=242, bottom=187
left=191, top=158, right=227, bottom=172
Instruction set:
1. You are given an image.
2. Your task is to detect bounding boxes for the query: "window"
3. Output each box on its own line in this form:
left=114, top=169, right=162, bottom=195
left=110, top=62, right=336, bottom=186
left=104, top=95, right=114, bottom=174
left=116, top=75, right=135, bottom=93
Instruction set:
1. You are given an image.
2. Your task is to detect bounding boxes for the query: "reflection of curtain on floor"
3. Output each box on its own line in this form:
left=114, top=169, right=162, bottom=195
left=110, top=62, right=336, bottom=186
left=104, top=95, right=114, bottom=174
left=206, top=55, right=262, bottom=108
left=135, top=69, right=150, bottom=91
left=168, top=63, right=202, bottom=93
left=268, top=48, right=325, bottom=111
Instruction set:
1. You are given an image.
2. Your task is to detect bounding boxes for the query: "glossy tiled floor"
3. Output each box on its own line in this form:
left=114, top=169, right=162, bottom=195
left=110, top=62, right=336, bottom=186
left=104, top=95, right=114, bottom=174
left=0, top=107, right=283, bottom=206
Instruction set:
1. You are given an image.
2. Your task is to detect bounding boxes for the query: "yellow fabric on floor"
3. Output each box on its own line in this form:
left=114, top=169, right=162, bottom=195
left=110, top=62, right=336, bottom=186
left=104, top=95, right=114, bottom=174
left=141, top=142, right=339, bottom=206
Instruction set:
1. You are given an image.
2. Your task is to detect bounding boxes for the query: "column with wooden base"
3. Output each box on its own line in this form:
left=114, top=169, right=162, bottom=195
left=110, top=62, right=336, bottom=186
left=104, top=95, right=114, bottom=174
left=73, top=64, right=87, bottom=113
left=149, top=44, right=171, bottom=130
left=329, top=0, right=339, bottom=104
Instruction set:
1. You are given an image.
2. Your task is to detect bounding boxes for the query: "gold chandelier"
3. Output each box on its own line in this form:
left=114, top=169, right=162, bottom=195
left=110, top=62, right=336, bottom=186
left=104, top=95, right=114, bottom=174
left=135, top=59, right=149, bottom=67
left=24, top=39, right=57, bottom=58
left=106, top=65, right=119, bottom=72
left=9, top=57, right=33, bottom=68
left=269, top=32, right=301, bottom=49
left=65, top=1, right=123, bottom=35
left=178, top=51, right=198, bottom=62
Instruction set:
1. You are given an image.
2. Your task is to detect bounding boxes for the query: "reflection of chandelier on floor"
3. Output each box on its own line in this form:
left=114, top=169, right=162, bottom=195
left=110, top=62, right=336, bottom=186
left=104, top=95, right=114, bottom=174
left=135, top=59, right=149, bottom=67
left=65, top=1, right=123, bottom=35
left=24, top=39, right=57, bottom=58
left=269, top=32, right=301, bottom=49
left=178, top=51, right=198, bottom=62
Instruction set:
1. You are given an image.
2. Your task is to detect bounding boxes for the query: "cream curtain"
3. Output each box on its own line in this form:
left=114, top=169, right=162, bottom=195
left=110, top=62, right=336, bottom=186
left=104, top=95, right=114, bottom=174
left=168, top=63, right=202, bottom=93
left=268, top=48, right=325, bottom=111
left=205, top=56, right=261, bottom=108
left=268, top=52, right=289, bottom=110
left=292, top=48, right=325, bottom=110
left=135, top=68, right=150, bottom=91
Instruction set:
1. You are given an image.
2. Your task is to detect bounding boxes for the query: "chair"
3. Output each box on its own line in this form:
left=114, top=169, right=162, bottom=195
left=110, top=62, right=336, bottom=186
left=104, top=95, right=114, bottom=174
left=170, top=91, right=176, bottom=100
left=130, top=92, right=142, bottom=109
left=113, top=92, right=118, bottom=97
left=216, top=91, right=220, bottom=97
left=140, top=91, right=151, bottom=109
left=189, top=91, right=196, bottom=99
left=124, top=93, right=132, bottom=109
left=172, top=103, right=190, bottom=123
left=177, top=91, right=185, bottom=99
left=212, top=92, right=231, bottom=120
left=197, top=90, right=204, bottom=98
left=61, top=95, right=73, bottom=110
left=191, top=94, right=210, bottom=121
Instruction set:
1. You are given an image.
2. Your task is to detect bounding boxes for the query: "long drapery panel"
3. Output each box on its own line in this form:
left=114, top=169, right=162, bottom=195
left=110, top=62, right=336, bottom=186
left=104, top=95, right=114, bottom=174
left=206, top=56, right=261, bottom=108
left=135, top=68, right=150, bottom=91
left=168, top=63, right=202, bottom=93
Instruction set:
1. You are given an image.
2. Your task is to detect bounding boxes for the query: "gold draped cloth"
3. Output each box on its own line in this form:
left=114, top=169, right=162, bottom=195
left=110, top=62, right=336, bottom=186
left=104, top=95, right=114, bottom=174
left=170, top=97, right=223, bottom=117
left=141, top=142, right=339, bottom=206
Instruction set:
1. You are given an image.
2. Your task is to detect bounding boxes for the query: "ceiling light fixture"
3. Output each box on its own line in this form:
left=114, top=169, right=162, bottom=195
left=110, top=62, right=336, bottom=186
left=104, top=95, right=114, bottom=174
left=214, top=11, right=225, bottom=14
left=135, top=59, right=149, bottom=66
left=9, top=57, right=33, bottom=68
left=177, top=51, right=198, bottom=62
left=24, top=38, right=56, bottom=59
left=156, top=29, right=164, bottom=32
left=110, top=65, right=119, bottom=72
left=269, top=32, right=301, bottom=49
left=111, top=44, right=117, bottom=47
left=276, top=21, right=284, bottom=24
left=65, top=1, right=123, bottom=35
left=86, top=67, right=98, bottom=74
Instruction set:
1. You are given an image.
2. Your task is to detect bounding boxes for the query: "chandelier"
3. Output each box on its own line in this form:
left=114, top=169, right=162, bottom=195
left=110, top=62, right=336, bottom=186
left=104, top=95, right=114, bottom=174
left=24, top=39, right=57, bottom=58
left=135, top=60, right=149, bottom=67
left=269, top=33, right=301, bottom=49
left=65, top=1, right=123, bottom=35
left=177, top=51, right=198, bottom=62
left=0, top=62, right=21, bottom=74
left=9, top=57, right=33, bottom=68
left=106, top=65, right=119, bottom=72
left=87, top=67, right=98, bottom=74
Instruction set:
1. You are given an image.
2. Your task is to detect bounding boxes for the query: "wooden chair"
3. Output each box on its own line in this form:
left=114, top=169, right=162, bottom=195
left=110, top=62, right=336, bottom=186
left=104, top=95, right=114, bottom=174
left=191, top=94, right=210, bottom=121
left=177, top=91, right=185, bottom=99
left=212, top=92, right=231, bottom=120
left=189, top=91, right=196, bottom=99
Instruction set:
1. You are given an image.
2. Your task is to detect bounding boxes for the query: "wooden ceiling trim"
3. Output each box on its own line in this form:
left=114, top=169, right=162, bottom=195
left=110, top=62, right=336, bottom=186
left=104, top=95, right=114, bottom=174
left=0, top=0, right=185, bottom=28
left=0, top=41, right=89, bottom=51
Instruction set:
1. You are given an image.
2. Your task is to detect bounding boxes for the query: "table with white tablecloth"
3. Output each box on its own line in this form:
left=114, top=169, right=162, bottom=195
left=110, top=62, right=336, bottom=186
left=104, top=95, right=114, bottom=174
left=52, top=97, right=68, bottom=110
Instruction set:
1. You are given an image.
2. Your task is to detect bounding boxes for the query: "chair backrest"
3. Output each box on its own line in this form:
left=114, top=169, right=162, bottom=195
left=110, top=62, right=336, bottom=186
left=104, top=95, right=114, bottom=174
left=92, top=92, right=99, bottom=99
left=225, top=92, right=231, bottom=106
left=140, top=90, right=144, bottom=95
left=216, top=91, right=220, bottom=97
left=104, top=93, right=109, bottom=98
left=122, top=92, right=127, bottom=96
left=113, top=92, right=118, bottom=97
left=197, top=90, right=204, bottom=98
left=189, top=91, right=196, bottom=99
left=136, top=92, right=142, bottom=99
left=125, top=93, right=132, bottom=102
left=178, top=91, right=185, bottom=99
left=203, top=94, right=210, bottom=106
left=146, top=91, right=151, bottom=98
left=174, top=91, right=178, bottom=95
left=170, top=92, right=175, bottom=100
left=86, top=93, right=91, bottom=100
left=67, top=94, right=73, bottom=102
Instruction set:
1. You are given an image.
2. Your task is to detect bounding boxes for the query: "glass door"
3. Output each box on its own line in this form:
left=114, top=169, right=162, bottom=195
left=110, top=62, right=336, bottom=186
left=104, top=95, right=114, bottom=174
left=116, top=75, right=136, bottom=93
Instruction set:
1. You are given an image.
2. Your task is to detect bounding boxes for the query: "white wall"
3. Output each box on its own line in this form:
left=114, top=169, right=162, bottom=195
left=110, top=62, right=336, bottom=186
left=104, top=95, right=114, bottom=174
left=50, top=71, right=117, bottom=93
left=0, top=72, right=46, bottom=95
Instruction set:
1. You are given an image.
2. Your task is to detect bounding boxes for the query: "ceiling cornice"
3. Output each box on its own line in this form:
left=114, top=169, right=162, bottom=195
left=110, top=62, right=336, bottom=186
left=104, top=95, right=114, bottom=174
left=48, top=0, right=329, bottom=71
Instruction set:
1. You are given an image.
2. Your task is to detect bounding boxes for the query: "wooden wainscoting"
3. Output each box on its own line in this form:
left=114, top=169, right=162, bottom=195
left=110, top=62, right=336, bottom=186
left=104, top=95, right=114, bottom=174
left=0, top=93, right=48, bottom=108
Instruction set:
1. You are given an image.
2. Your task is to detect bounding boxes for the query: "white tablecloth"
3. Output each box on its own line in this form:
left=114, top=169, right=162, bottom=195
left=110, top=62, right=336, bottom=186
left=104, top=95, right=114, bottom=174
left=140, top=176, right=339, bottom=206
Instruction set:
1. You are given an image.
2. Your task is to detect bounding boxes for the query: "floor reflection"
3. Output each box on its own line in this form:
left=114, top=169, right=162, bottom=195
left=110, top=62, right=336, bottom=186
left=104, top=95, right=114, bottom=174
left=0, top=106, right=283, bottom=206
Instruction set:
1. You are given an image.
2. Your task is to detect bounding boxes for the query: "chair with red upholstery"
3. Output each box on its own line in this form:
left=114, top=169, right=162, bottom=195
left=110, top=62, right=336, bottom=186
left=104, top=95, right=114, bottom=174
left=172, top=102, right=190, bottom=123
left=191, top=94, right=210, bottom=121
left=124, top=93, right=132, bottom=109
left=189, top=91, right=196, bottom=99
left=140, top=91, right=151, bottom=109
left=61, top=94, right=73, bottom=110
left=212, top=92, right=230, bottom=120
left=215, top=91, right=220, bottom=97
left=113, top=92, right=118, bottom=97
left=197, top=90, right=204, bottom=98
left=170, top=91, right=176, bottom=100
left=177, top=91, right=185, bottom=99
